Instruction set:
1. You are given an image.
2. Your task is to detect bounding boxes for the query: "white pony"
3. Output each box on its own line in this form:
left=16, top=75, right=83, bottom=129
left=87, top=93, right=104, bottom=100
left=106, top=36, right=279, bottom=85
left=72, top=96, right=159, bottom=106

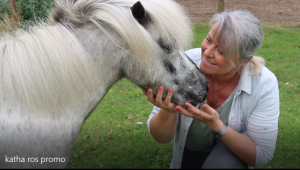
left=0, top=0, right=208, bottom=168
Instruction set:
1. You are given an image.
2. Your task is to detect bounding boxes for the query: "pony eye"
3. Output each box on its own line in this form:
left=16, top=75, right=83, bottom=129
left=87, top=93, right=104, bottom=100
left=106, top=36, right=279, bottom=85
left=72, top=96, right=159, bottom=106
left=161, top=45, right=172, bottom=53
left=158, top=38, right=172, bottom=53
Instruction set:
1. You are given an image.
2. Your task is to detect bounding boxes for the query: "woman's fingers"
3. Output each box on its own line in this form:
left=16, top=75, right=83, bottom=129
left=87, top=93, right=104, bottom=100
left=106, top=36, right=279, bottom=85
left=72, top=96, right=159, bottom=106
left=175, top=103, right=209, bottom=120
left=174, top=105, right=195, bottom=118
left=155, top=86, right=163, bottom=105
left=175, top=103, right=221, bottom=128
left=164, top=89, right=173, bottom=104
left=184, top=103, right=200, bottom=114
left=144, top=86, right=175, bottom=112
left=146, top=89, right=155, bottom=103
left=173, top=102, right=222, bottom=130
left=145, top=87, right=163, bottom=106
left=142, top=89, right=147, bottom=95
left=202, top=104, right=213, bottom=115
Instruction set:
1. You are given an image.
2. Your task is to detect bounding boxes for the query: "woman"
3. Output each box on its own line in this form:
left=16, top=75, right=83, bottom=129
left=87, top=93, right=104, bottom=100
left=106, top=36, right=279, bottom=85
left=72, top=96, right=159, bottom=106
left=143, top=10, right=280, bottom=169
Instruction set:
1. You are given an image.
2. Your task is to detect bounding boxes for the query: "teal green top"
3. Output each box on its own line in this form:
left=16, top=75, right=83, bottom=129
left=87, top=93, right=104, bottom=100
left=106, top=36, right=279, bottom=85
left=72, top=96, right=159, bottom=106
left=184, top=88, right=236, bottom=152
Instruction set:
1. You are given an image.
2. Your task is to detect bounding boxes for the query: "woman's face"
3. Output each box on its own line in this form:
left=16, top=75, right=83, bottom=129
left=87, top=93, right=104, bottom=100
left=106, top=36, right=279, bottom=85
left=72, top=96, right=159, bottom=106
left=200, top=23, right=237, bottom=76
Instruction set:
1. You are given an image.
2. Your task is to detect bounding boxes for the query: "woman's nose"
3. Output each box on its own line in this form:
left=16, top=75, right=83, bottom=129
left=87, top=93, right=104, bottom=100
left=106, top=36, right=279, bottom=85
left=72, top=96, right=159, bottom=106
left=203, top=46, right=215, bottom=58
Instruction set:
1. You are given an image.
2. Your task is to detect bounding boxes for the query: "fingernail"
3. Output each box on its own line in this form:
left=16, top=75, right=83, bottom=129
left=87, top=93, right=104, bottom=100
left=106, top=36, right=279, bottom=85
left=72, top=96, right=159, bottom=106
left=184, top=103, right=189, bottom=107
left=147, top=89, right=151, bottom=93
left=159, top=86, right=163, bottom=91
left=168, top=89, right=173, bottom=93
left=203, top=104, right=208, bottom=108
left=174, top=106, right=179, bottom=111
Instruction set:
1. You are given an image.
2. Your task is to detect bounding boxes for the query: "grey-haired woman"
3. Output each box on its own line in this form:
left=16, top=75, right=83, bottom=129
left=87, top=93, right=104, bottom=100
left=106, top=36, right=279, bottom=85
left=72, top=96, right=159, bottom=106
left=143, top=10, right=279, bottom=169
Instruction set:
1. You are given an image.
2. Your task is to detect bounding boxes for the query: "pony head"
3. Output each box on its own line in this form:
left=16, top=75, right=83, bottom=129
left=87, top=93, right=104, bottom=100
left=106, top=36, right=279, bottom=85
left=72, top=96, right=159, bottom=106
left=49, top=0, right=208, bottom=107
left=127, top=1, right=208, bottom=106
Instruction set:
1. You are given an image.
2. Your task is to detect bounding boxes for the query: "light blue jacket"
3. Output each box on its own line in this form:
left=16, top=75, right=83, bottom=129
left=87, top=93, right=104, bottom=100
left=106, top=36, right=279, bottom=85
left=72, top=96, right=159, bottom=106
left=147, top=48, right=280, bottom=169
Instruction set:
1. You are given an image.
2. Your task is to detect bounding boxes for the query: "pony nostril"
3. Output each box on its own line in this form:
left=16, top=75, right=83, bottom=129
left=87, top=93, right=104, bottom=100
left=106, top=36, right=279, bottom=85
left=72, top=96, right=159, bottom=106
left=206, top=84, right=209, bottom=93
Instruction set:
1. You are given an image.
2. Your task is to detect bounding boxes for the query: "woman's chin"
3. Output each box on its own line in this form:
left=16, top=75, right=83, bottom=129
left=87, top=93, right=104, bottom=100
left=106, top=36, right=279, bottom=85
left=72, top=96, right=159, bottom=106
left=200, top=63, right=214, bottom=74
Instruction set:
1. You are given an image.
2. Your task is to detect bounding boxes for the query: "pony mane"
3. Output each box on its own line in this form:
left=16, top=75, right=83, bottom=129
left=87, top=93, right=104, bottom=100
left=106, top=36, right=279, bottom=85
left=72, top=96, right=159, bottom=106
left=50, top=0, right=193, bottom=64
left=0, top=23, right=98, bottom=111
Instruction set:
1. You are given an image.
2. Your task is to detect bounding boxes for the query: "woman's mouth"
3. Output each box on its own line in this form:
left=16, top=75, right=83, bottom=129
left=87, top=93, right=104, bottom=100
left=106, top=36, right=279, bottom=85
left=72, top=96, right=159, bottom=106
left=204, top=58, right=216, bottom=65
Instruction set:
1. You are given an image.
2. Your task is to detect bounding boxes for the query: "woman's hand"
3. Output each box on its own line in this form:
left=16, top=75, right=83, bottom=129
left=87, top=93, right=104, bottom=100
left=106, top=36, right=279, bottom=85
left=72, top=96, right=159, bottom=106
left=174, top=103, right=223, bottom=131
left=142, top=86, right=178, bottom=143
left=142, top=86, right=176, bottom=114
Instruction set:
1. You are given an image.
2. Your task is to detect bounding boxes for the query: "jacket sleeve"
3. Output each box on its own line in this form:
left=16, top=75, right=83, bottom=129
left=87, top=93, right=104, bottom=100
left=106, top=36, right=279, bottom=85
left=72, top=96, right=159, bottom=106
left=247, top=77, right=280, bottom=168
left=146, top=105, right=161, bottom=134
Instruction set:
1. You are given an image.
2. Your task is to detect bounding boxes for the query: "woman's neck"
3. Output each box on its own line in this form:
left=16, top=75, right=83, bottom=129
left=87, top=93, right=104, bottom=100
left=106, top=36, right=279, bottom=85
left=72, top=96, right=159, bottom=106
left=206, top=69, right=240, bottom=87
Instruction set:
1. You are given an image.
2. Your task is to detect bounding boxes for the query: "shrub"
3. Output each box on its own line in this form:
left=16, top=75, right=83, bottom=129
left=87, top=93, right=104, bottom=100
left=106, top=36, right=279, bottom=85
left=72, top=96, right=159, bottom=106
left=0, top=0, right=11, bottom=19
left=0, top=0, right=54, bottom=22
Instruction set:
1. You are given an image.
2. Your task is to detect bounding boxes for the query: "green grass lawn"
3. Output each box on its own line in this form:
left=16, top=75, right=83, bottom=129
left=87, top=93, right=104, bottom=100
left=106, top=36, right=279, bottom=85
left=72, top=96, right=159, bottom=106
left=65, top=79, right=173, bottom=169
left=65, top=24, right=300, bottom=169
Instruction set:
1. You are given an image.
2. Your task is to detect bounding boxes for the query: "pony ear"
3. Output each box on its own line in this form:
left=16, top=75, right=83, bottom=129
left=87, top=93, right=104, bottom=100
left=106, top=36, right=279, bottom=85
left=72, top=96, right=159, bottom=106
left=131, top=1, right=148, bottom=25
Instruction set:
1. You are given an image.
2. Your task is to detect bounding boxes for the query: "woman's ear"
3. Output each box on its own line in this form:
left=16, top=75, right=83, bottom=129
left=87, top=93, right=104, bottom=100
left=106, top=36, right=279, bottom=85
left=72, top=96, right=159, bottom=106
left=237, top=60, right=250, bottom=71
left=241, top=60, right=249, bottom=66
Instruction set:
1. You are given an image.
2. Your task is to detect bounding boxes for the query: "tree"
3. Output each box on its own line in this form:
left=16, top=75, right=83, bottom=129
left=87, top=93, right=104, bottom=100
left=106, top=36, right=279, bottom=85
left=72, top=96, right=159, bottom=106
left=218, top=0, right=225, bottom=13
left=9, top=0, right=19, bottom=28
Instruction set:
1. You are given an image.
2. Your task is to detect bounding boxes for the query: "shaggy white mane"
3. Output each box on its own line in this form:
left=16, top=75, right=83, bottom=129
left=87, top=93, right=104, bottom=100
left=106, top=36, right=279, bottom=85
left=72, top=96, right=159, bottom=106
left=0, top=23, right=98, bottom=111
left=50, top=0, right=193, bottom=63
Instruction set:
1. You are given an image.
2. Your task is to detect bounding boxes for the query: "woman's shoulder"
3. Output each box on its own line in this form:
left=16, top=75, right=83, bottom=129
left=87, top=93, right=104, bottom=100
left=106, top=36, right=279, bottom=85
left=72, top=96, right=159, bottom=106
left=185, top=48, right=201, bottom=57
left=259, top=66, right=277, bottom=86
left=251, top=65, right=278, bottom=92
left=239, top=64, right=278, bottom=96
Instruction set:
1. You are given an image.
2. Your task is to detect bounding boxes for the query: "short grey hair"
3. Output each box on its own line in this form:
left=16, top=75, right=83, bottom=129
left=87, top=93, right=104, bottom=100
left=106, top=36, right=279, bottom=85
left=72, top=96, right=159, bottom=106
left=209, top=10, right=264, bottom=72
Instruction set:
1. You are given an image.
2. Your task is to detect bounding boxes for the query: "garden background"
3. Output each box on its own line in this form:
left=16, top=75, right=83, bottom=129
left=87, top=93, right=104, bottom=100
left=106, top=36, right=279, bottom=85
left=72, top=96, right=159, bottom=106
left=0, top=0, right=299, bottom=169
